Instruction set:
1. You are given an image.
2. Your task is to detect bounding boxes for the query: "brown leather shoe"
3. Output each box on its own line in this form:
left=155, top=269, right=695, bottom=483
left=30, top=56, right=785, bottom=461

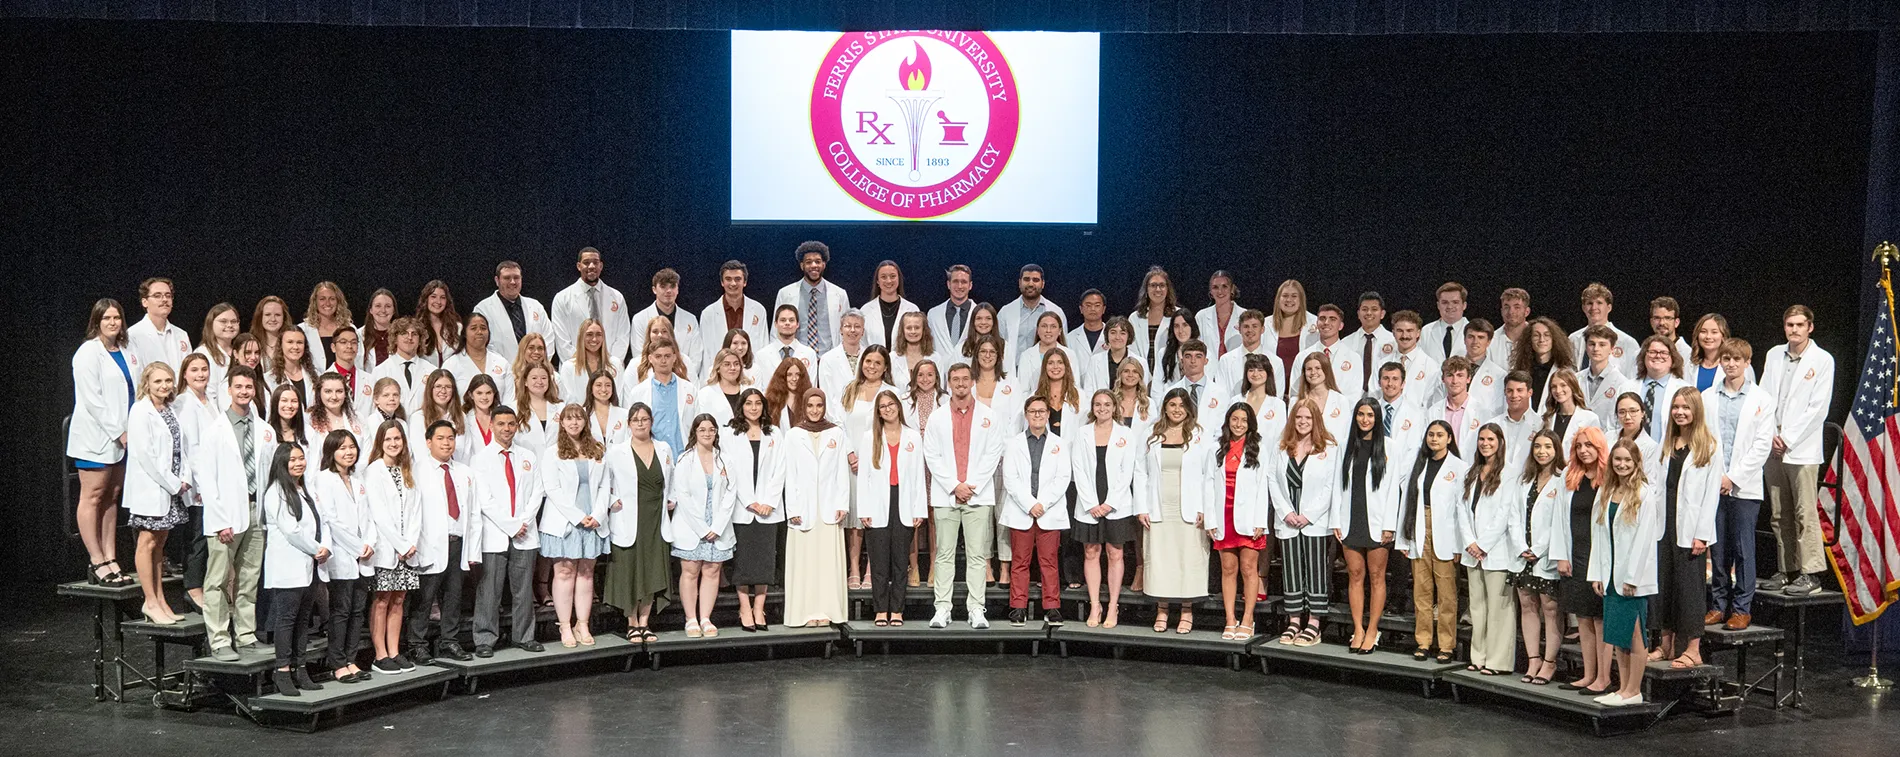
left=1703, top=610, right=1727, bottom=626
left=1725, top=613, right=1752, bottom=631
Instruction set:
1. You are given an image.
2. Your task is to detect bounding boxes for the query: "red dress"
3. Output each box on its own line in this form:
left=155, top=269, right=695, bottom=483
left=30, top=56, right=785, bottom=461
left=1212, top=439, right=1269, bottom=551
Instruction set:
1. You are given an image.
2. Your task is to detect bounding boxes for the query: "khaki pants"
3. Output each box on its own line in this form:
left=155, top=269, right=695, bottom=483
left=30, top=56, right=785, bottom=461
left=203, top=523, right=265, bottom=651
left=1764, top=455, right=1825, bottom=575
left=1466, top=566, right=1517, bottom=669
left=1412, top=510, right=1459, bottom=653
left=933, top=506, right=993, bottom=613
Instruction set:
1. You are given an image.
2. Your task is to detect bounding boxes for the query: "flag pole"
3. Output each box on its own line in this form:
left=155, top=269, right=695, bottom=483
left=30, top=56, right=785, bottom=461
left=1855, top=241, right=1897, bottom=690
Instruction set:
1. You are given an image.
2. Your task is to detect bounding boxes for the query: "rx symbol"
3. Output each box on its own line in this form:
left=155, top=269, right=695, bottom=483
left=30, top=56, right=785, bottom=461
left=855, top=111, right=895, bottom=145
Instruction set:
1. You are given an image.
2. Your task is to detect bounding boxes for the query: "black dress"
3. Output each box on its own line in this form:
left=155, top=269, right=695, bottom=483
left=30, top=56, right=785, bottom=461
left=1072, top=444, right=1138, bottom=545
left=1507, top=483, right=1558, bottom=594
left=1342, top=448, right=1378, bottom=550
left=731, top=439, right=781, bottom=586
left=1557, top=478, right=1601, bottom=617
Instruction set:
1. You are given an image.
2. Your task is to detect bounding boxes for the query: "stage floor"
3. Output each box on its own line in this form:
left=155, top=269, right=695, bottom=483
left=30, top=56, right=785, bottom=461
left=2, top=585, right=1895, bottom=753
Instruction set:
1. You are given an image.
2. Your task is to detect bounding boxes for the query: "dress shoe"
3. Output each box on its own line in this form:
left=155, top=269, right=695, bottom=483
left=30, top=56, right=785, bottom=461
left=1007, top=608, right=1027, bottom=627
left=474, top=644, right=495, bottom=658
left=438, top=642, right=473, bottom=662
left=1045, top=608, right=1065, bottom=627
left=1703, top=610, right=1727, bottom=626
left=518, top=640, right=546, bottom=653
left=406, top=647, right=435, bottom=666
left=1725, top=613, right=1753, bottom=630
left=270, top=670, right=301, bottom=697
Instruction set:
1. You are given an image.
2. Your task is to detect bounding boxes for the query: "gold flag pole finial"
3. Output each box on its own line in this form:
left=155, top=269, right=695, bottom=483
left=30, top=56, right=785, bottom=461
left=1880, top=241, right=1899, bottom=405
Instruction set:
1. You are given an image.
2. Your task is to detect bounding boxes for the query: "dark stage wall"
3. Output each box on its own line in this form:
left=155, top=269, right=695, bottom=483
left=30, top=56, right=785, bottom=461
left=0, top=20, right=1874, bottom=582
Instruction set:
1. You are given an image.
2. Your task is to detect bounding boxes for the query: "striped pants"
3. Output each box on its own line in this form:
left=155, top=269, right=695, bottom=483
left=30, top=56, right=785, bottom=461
left=1281, top=534, right=1332, bottom=616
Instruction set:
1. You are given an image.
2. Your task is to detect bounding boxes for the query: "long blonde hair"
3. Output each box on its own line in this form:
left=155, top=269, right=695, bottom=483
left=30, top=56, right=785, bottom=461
left=1595, top=439, right=1649, bottom=525
left=1111, top=356, right=1151, bottom=421
left=556, top=403, right=604, bottom=461
left=1660, top=386, right=1717, bottom=468
left=303, top=281, right=354, bottom=328
left=1270, top=280, right=1309, bottom=334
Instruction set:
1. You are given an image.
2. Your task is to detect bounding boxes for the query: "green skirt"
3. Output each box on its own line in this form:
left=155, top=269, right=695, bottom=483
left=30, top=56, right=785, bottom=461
left=1602, top=590, right=1649, bottom=651
left=601, top=496, right=671, bottom=613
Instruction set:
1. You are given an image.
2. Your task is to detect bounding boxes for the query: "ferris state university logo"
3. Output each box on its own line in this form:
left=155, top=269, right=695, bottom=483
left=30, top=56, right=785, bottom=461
left=810, top=31, right=1020, bottom=219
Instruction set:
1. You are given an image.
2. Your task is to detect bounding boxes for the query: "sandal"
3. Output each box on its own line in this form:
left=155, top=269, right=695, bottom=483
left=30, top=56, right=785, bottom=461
left=1277, top=626, right=1299, bottom=645
left=684, top=620, right=702, bottom=639
left=1153, top=611, right=1170, bottom=634
left=1103, top=606, right=1119, bottom=629
left=1221, top=625, right=1238, bottom=640
left=1670, top=652, right=1704, bottom=669
left=1435, top=652, right=1454, bottom=663
left=701, top=620, right=719, bottom=638
left=1293, top=626, right=1322, bottom=647
left=1233, top=625, right=1254, bottom=642
left=1413, top=648, right=1429, bottom=661
left=874, top=618, right=890, bottom=627
left=643, top=629, right=659, bottom=643
left=1176, top=617, right=1194, bottom=635
left=1522, top=656, right=1543, bottom=683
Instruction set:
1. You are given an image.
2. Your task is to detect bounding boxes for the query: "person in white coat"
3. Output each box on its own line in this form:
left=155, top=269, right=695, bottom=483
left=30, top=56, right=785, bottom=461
left=580, top=372, right=629, bottom=450
left=1340, top=292, right=1397, bottom=397
left=630, top=268, right=704, bottom=372
left=538, top=406, right=610, bottom=649
left=470, top=408, right=546, bottom=655
left=364, top=419, right=422, bottom=675
left=857, top=390, right=928, bottom=625
left=1129, top=268, right=1181, bottom=372
left=127, top=277, right=192, bottom=373
left=923, top=364, right=1008, bottom=629
left=565, top=319, right=619, bottom=404
left=1232, top=354, right=1288, bottom=444
left=725, top=389, right=787, bottom=631
left=1292, top=350, right=1353, bottom=443
left=406, top=420, right=483, bottom=664
left=780, top=388, right=850, bottom=627
left=1269, top=280, right=1321, bottom=391
left=1138, top=388, right=1215, bottom=633
left=1758, top=305, right=1835, bottom=595
left=551, top=247, right=632, bottom=365
left=756, top=304, right=821, bottom=390
left=1069, top=391, right=1142, bottom=628
left=195, top=303, right=243, bottom=412
left=1333, top=398, right=1400, bottom=654
left=1506, top=316, right=1575, bottom=411
left=1588, top=439, right=1668, bottom=707
left=1195, top=270, right=1247, bottom=358
left=1374, top=362, right=1427, bottom=459
left=1087, top=317, right=1147, bottom=396
left=1068, top=288, right=1109, bottom=362
left=1395, top=420, right=1468, bottom=662
left=1509, top=431, right=1570, bottom=685
left=310, top=429, right=375, bottom=683
left=996, top=264, right=1066, bottom=370
left=1633, top=335, right=1693, bottom=442
left=1568, top=283, right=1644, bottom=378
left=293, top=281, right=353, bottom=371
left=927, top=264, right=978, bottom=358
left=1486, top=371, right=1540, bottom=468
left=308, top=371, right=367, bottom=456
left=1455, top=424, right=1524, bottom=676
left=1686, top=313, right=1758, bottom=391
left=371, top=318, right=430, bottom=416
left=1653, top=387, right=1723, bottom=670
left=834, top=344, right=899, bottom=587
left=1462, top=321, right=1508, bottom=414
left=471, top=261, right=552, bottom=362
left=1428, top=356, right=1486, bottom=457
left=1015, top=312, right=1078, bottom=394
left=602, top=403, right=674, bottom=640
left=195, top=366, right=276, bottom=660
left=817, top=310, right=869, bottom=399
left=699, top=260, right=771, bottom=359
left=1388, top=311, right=1441, bottom=407
left=1265, top=399, right=1340, bottom=646
left=774, top=241, right=851, bottom=356
left=70, top=298, right=139, bottom=587
left=1000, top=396, right=1073, bottom=627
left=890, top=311, right=942, bottom=391
left=324, top=328, right=375, bottom=420
left=1542, top=370, right=1602, bottom=460
left=1420, top=282, right=1470, bottom=362
left=669, top=414, right=738, bottom=638
left=1704, top=338, right=1777, bottom=629
left=697, top=347, right=752, bottom=429
left=1215, top=310, right=1284, bottom=392
left=859, top=260, right=920, bottom=350
left=125, top=362, right=191, bottom=624
left=260, top=442, right=330, bottom=696
left=1577, top=324, right=1639, bottom=424
left=623, top=339, right=695, bottom=463
left=443, top=312, right=514, bottom=405
left=173, top=352, right=219, bottom=608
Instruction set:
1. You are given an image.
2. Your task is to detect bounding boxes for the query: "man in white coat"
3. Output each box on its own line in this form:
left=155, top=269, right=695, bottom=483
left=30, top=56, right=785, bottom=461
left=551, top=247, right=632, bottom=366
left=1485, top=372, right=1539, bottom=468
left=1567, top=282, right=1642, bottom=378
left=1159, top=339, right=1226, bottom=418
left=923, top=363, right=1006, bottom=629
left=127, top=277, right=192, bottom=373
left=470, top=407, right=545, bottom=656
left=195, top=366, right=276, bottom=660
left=817, top=311, right=868, bottom=395
left=1389, top=310, right=1441, bottom=407
left=1376, top=362, right=1427, bottom=457
left=927, top=264, right=978, bottom=357
left=1633, top=335, right=1693, bottom=441
left=1490, top=287, right=1531, bottom=371
left=996, top=264, right=1066, bottom=369
left=1420, top=282, right=1469, bottom=362
left=1290, top=305, right=1355, bottom=398
left=774, top=240, right=850, bottom=357
left=471, top=261, right=552, bottom=362
left=630, top=268, right=703, bottom=371
left=699, top=260, right=770, bottom=356
left=1429, top=356, right=1486, bottom=458
left=372, top=318, right=430, bottom=415
left=1649, top=296, right=1695, bottom=366
left=1757, top=306, right=1835, bottom=596
left=1577, top=324, right=1639, bottom=423
left=754, top=305, right=820, bottom=390
left=407, top=420, right=483, bottom=664
left=1703, top=338, right=1777, bottom=628
left=624, top=340, right=695, bottom=455
left=1068, top=289, right=1109, bottom=359
left=1462, top=320, right=1507, bottom=414
left=1341, top=292, right=1396, bottom=397
left=1216, top=309, right=1284, bottom=391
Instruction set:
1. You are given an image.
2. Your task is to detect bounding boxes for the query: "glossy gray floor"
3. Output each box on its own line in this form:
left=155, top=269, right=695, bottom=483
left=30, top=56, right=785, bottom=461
left=5, top=587, right=1899, bottom=755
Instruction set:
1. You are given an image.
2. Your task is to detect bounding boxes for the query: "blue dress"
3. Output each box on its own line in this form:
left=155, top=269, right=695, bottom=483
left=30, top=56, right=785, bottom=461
left=541, top=462, right=608, bottom=560
left=671, top=475, right=734, bottom=563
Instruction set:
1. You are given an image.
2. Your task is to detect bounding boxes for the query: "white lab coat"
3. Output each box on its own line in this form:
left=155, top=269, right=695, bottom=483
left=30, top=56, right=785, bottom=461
left=263, top=482, right=328, bottom=590
left=922, top=401, right=1007, bottom=508
left=1394, top=453, right=1471, bottom=562
left=1330, top=443, right=1403, bottom=540
left=1290, top=340, right=1360, bottom=402
left=193, top=407, right=277, bottom=536
left=1421, top=318, right=1469, bottom=362
left=1466, top=361, right=1508, bottom=417
left=667, top=448, right=738, bottom=552
left=1155, top=374, right=1228, bottom=421
left=781, top=428, right=848, bottom=530
left=1066, top=323, right=1106, bottom=361
left=724, top=429, right=787, bottom=524
left=365, top=459, right=423, bottom=571
left=1014, top=343, right=1079, bottom=394
left=537, top=454, right=611, bottom=544
left=890, top=351, right=945, bottom=392
left=1428, top=398, right=1488, bottom=461
left=625, top=375, right=698, bottom=445
left=470, top=291, right=552, bottom=362
left=1377, top=396, right=1428, bottom=460
left=1759, top=343, right=1836, bottom=465
left=1233, top=394, right=1289, bottom=452
left=125, top=400, right=190, bottom=519
left=414, top=456, right=482, bottom=572
left=1486, top=410, right=1540, bottom=469
left=443, top=348, right=515, bottom=406
left=1135, top=428, right=1216, bottom=526
left=1293, top=389, right=1354, bottom=445
left=1587, top=482, right=1667, bottom=596
left=67, top=340, right=137, bottom=464
left=694, top=382, right=741, bottom=428
left=1702, top=385, right=1776, bottom=500
left=371, top=354, right=430, bottom=417
left=773, top=279, right=851, bottom=354
left=1195, top=304, right=1249, bottom=356
left=1548, top=407, right=1603, bottom=460
left=996, top=297, right=1067, bottom=371
left=698, top=297, right=771, bottom=360
left=630, top=304, right=705, bottom=375
left=127, top=317, right=192, bottom=374
left=1661, top=441, right=1725, bottom=549
left=1215, top=344, right=1284, bottom=396
left=1266, top=443, right=1342, bottom=539
left=1522, top=474, right=1571, bottom=580
left=551, top=278, right=633, bottom=366
left=927, top=299, right=977, bottom=358
left=859, top=297, right=921, bottom=351
left=1068, top=422, right=1143, bottom=524
left=311, top=470, right=376, bottom=581
left=1568, top=323, right=1643, bottom=379
left=1392, top=348, right=1442, bottom=408
left=587, top=405, right=631, bottom=448
left=1001, top=431, right=1074, bottom=530
left=1631, top=374, right=1693, bottom=440
left=1126, top=310, right=1177, bottom=379
left=1455, top=474, right=1527, bottom=571
left=1336, top=327, right=1398, bottom=397
left=1577, top=364, right=1639, bottom=424
left=1085, top=350, right=1147, bottom=396
left=856, top=426, right=929, bottom=528
left=755, top=339, right=820, bottom=391
left=323, top=362, right=376, bottom=425
left=817, top=345, right=867, bottom=400
left=602, top=440, right=674, bottom=547
left=473, top=443, right=544, bottom=552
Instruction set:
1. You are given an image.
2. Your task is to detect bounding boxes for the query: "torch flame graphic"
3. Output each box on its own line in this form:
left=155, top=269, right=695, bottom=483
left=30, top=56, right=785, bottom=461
left=897, top=42, right=931, bottom=91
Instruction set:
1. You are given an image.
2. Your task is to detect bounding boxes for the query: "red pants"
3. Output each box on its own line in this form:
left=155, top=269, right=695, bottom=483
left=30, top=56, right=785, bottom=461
left=1009, top=525, right=1062, bottom=609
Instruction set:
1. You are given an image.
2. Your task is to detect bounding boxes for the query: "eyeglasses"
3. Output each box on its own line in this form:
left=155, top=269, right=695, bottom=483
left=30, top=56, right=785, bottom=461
left=1616, top=408, right=1644, bottom=416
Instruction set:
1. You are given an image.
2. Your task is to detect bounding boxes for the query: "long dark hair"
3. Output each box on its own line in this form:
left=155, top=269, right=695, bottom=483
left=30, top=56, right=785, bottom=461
left=1463, top=423, right=1507, bottom=500
left=1159, top=308, right=1201, bottom=383
left=266, top=442, right=313, bottom=521
left=1217, top=402, right=1261, bottom=469
left=267, top=383, right=308, bottom=447
left=1401, top=420, right=1459, bottom=542
left=1147, top=387, right=1202, bottom=447
left=1239, top=353, right=1277, bottom=397
left=726, top=387, right=776, bottom=434
left=1341, top=397, right=1387, bottom=488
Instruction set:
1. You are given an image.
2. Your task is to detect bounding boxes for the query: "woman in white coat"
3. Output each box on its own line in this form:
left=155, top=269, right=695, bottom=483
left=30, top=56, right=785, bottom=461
left=859, top=260, right=921, bottom=350
left=1589, top=440, right=1668, bottom=707
left=581, top=372, right=629, bottom=449
left=1138, top=388, right=1214, bottom=633
left=1001, top=396, right=1073, bottom=625
left=312, top=429, right=376, bottom=684
left=1087, top=317, right=1145, bottom=397
left=69, top=298, right=138, bottom=586
left=1070, top=391, right=1141, bottom=628
left=889, top=311, right=940, bottom=391
left=1294, top=352, right=1354, bottom=444
left=1396, top=420, right=1469, bottom=662
left=1129, top=268, right=1179, bottom=372
left=1014, top=312, right=1079, bottom=394
left=196, top=302, right=242, bottom=411
left=603, top=403, right=675, bottom=640
left=1266, top=398, right=1340, bottom=646
left=174, top=352, right=219, bottom=609
left=1456, top=424, right=1524, bottom=675
left=514, top=362, right=561, bottom=456
left=261, top=442, right=330, bottom=696
left=539, top=404, right=611, bottom=648
left=1333, top=398, right=1399, bottom=654
left=297, top=281, right=355, bottom=370
left=781, top=388, right=850, bottom=627
left=1211, top=399, right=1274, bottom=642
left=856, top=390, right=928, bottom=625
left=1509, top=430, right=1569, bottom=685
left=697, top=347, right=751, bottom=428
left=1653, top=387, right=1723, bottom=669
left=365, top=419, right=422, bottom=675
left=1541, top=370, right=1601, bottom=459
left=126, top=362, right=190, bottom=623
left=836, top=345, right=897, bottom=589
left=669, top=414, right=737, bottom=637
left=725, top=388, right=787, bottom=631
left=443, top=312, right=514, bottom=405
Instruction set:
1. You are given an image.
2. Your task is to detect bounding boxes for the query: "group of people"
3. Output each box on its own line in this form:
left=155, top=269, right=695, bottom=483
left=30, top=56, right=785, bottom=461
left=68, top=241, right=1837, bottom=706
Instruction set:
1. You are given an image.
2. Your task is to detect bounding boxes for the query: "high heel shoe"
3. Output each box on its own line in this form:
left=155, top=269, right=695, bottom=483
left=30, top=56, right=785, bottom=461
left=141, top=607, right=179, bottom=626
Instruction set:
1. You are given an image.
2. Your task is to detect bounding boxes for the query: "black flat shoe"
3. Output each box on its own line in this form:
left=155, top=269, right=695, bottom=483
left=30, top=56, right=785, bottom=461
left=1557, top=682, right=1584, bottom=691
left=740, top=624, right=758, bottom=633
left=1576, top=687, right=1609, bottom=696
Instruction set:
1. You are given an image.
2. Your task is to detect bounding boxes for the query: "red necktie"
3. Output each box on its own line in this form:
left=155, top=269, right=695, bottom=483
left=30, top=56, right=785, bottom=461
left=500, top=450, right=517, bottom=517
left=442, top=463, right=460, bottom=520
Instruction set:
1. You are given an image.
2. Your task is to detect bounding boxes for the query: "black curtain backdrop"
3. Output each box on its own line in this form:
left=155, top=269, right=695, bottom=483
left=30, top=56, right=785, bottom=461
left=0, top=20, right=1874, bottom=583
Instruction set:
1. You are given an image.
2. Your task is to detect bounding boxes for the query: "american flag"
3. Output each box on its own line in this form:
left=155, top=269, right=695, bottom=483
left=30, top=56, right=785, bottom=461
left=1827, top=299, right=1900, bottom=624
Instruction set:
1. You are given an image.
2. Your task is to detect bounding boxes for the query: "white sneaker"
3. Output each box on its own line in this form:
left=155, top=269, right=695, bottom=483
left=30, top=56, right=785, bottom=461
left=969, top=609, right=990, bottom=629
left=1592, top=692, right=1626, bottom=706
left=929, top=608, right=951, bottom=629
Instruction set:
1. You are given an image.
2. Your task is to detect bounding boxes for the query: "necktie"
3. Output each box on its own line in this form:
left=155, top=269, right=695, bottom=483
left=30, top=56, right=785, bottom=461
left=1644, top=380, right=1662, bottom=436
left=236, top=415, right=256, bottom=496
left=588, top=285, right=602, bottom=324
left=403, top=359, right=413, bottom=385
left=501, top=450, right=517, bottom=517
left=1383, top=403, right=1395, bottom=436
left=1441, top=325, right=1453, bottom=357
left=442, top=463, right=460, bottom=520
left=949, top=303, right=965, bottom=342
left=1190, top=382, right=1201, bottom=405
left=781, top=345, right=792, bottom=360
left=1361, top=334, right=1375, bottom=393
left=804, top=286, right=822, bottom=349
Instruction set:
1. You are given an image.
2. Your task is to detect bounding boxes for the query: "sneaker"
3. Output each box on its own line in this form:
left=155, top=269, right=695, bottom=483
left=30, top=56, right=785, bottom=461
left=1786, top=574, right=1820, bottom=595
left=1758, top=573, right=1789, bottom=592
left=1045, top=608, right=1065, bottom=627
left=396, top=654, right=418, bottom=671
left=373, top=658, right=405, bottom=675
left=1008, top=608, right=1027, bottom=627
left=969, top=609, right=990, bottom=629
left=210, top=646, right=241, bottom=662
left=929, top=608, right=951, bottom=629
